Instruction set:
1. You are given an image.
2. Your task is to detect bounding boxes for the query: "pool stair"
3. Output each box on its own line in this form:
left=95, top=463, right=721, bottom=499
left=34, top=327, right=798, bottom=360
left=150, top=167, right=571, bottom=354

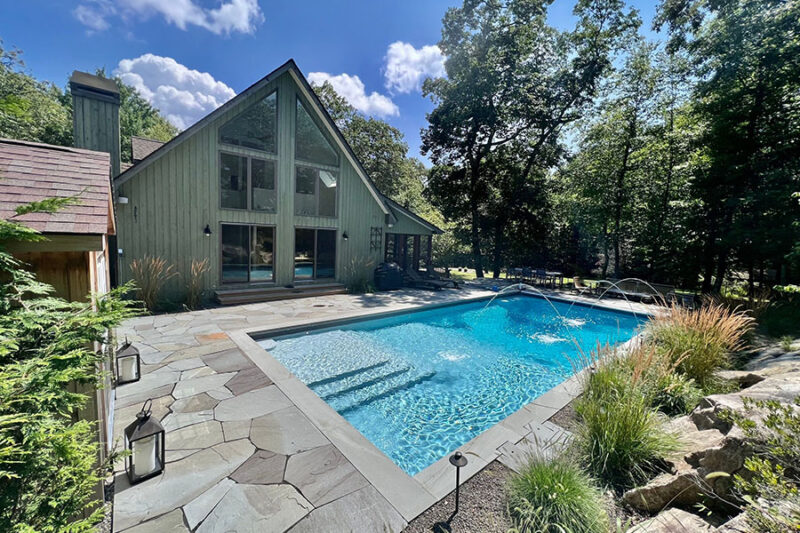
left=301, top=358, right=436, bottom=415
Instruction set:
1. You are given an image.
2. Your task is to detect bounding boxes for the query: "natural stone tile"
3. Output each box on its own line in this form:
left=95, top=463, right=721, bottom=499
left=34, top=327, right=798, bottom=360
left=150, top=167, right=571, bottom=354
left=114, top=439, right=255, bottom=531
left=180, top=366, right=216, bottom=380
left=161, top=411, right=215, bottom=432
left=250, top=406, right=328, bottom=455
left=230, top=449, right=287, bottom=484
left=116, top=384, right=176, bottom=410
left=196, top=332, right=230, bottom=344
left=172, top=372, right=235, bottom=400
left=284, top=444, right=369, bottom=506
left=201, top=348, right=253, bottom=373
left=207, top=388, right=234, bottom=400
left=171, top=392, right=219, bottom=413
left=222, top=419, right=251, bottom=441
left=196, top=484, right=312, bottom=533
left=167, top=420, right=224, bottom=450
left=213, top=385, right=292, bottom=422
left=166, top=448, right=201, bottom=463
left=289, top=485, right=406, bottom=533
left=116, top=371, right=180, bottom=402
left=183, top=477, right=235, bottom=530
left=225, top=366, right=272, bottom=395
left=120, top=509, right=188, bottom=533
left=162, top=340, right=237, bottom=364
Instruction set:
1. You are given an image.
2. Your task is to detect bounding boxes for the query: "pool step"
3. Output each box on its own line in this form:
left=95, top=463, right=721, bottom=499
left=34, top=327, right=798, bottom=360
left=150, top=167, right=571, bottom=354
left=332, top=369, right=436, bottom=414
left=313, top=362, right=413, bottom=401
left=306, top=360, right=390, bottom=389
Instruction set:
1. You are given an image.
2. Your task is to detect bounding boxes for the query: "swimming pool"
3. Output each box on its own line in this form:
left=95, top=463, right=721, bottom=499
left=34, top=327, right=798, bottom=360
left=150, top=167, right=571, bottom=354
left=259, top=294, right=643, bottom=476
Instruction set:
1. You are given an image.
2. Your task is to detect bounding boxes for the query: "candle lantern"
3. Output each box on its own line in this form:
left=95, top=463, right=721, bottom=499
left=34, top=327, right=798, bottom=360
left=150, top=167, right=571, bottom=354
left=124, top=399, right=165, bottom=484
left=116, top=337, right=140, bottom=384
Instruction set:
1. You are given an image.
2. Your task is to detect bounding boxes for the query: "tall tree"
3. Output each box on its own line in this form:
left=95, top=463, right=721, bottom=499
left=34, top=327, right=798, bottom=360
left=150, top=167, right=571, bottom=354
left=657, top=0, right=800, bottom=291
left=422, top=0, right=638, bottom=277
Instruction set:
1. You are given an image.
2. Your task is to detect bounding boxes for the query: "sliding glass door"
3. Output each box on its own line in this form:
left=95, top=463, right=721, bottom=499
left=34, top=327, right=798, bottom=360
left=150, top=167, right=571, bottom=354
left=221, top=224, right=275, bottom=284
left=294, top=228, right=336, bottom=280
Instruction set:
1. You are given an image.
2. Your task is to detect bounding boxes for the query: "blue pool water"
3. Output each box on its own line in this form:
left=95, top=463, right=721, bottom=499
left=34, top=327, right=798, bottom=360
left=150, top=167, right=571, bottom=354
left=260, top=295, right=644, bottom=476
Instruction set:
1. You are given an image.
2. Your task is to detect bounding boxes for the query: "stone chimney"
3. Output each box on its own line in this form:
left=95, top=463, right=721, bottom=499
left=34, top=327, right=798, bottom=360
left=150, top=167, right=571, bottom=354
left=69, top=71, right=121, bottom=177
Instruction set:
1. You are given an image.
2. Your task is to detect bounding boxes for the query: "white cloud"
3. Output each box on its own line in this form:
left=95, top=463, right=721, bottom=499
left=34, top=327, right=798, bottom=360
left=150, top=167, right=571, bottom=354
left=73, top=0, right=263, bottom=35
left=307, top=72, right=399, bottom=118
left=384, top=41, right=446, bottom=94
left=114, top=54, right=236, bottom=130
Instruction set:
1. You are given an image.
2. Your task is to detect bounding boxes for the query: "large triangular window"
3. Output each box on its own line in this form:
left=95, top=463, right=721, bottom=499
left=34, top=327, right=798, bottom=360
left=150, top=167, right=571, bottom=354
left=295, top=97, right=338, bottom=167
left=219, top=91, right=277, bottom=152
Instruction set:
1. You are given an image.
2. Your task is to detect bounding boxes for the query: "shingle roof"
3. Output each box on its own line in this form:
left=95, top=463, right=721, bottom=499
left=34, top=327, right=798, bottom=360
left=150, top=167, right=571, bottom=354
left=131, top=136, right=165, bottom=163
left=0, top=138, right=113, bottom=235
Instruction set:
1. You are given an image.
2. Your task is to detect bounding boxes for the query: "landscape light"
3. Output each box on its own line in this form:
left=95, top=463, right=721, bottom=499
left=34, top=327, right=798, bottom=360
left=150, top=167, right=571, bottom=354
left=116, top=337, right=141, bottom=385
left=124, top=399, right=165, bottom=484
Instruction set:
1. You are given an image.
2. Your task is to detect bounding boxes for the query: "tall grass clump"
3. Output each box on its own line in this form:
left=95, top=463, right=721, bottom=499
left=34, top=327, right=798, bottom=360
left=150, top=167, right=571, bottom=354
left=574, top=345, right=677, bottom=491
left=185, top=258, right=210, bottom=310
left=129, top=255, right=178, bottom=311
left=647, top=302, right=754, bottom=386
left=507, top=455, right=608, bottom=533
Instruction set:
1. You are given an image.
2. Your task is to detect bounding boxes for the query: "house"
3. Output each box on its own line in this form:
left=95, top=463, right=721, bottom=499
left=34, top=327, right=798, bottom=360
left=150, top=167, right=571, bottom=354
left=0, top=136, right=116, bottom=502
left=69, top=60, right=441, bottom=305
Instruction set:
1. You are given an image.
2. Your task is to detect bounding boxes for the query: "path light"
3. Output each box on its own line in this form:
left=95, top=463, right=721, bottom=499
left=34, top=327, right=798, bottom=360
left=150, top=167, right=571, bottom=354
left=124, top=399, right=165, bottom=484
left=116, top=337, right=140, bottom=384
left=449, top=451, right=468, bottom=518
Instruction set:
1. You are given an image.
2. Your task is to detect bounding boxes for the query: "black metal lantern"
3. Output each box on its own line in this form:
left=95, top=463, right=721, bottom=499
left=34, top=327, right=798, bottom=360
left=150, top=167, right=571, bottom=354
left=124, top=399, right=165, bottom=484
left=116, top=337, right=141, bottom=385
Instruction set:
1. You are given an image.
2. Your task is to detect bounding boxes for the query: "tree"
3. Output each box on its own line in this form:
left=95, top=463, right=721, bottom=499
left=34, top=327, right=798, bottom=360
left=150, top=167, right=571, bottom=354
left=657, top=0, right=800, bottom=291
left=422, top=0, right=638, bottom=277
left=0, top=196, right=137, bottom=531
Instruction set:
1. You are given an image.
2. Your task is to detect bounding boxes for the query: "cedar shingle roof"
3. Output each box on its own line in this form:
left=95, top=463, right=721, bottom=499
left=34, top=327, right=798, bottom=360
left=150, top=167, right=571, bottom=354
left=0, top=138, right=113, bottom=235
left=131, top=136, right=165, bottom=163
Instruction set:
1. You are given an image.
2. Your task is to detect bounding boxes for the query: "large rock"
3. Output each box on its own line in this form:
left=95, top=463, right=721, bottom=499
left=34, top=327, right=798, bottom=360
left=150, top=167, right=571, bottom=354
left=622, top=471, right=702, bottom=513
left=627, top=508, right=714, bottom=532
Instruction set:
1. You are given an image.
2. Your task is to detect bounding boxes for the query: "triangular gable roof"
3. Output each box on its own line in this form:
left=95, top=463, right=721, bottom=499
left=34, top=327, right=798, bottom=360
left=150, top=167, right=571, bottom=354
left=383, top=195, right=443, bottom=234
left=114, top=59, right=394, bottom=220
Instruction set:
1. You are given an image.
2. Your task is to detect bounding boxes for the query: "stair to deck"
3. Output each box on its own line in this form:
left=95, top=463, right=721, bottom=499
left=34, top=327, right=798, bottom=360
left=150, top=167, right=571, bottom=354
left=215, top=283, right=346, bottom=305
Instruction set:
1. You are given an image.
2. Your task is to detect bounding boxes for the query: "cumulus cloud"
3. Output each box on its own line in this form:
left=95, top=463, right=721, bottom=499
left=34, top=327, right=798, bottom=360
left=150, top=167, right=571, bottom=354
left=114, top=54, right=236, bottom=130
left=73, top=0, right=263, bottom=35
left=384, top=41, right=446, bottom=94
left=307, top=72, right=399, bottom=118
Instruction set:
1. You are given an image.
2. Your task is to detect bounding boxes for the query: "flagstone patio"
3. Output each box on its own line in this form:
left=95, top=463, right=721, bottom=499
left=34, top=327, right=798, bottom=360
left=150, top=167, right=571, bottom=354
left=111, top=285, right=654, bottom=532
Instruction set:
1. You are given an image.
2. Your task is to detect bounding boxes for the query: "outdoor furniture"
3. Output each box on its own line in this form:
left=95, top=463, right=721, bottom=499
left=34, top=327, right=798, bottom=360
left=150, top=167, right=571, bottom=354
left=424, top=269, right=460, bottom=288
left=546, top=270, right=565, bottom=288
left=403, top=268, right=458, bottom=290
left=595, top=279, right=676, bottom=304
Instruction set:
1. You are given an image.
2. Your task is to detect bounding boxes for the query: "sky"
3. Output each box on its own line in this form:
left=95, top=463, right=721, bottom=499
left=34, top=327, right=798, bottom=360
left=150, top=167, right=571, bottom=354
left=2, top=0, right=659, bottom=164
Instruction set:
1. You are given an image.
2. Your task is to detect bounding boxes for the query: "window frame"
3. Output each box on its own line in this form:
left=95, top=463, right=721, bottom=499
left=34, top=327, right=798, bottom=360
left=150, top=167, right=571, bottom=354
left=219, top=222, right=277, bottom=285
left=293, top=95, right=340, bottom=218
left=293, top=164, right=339, bottom=218
left=218, top=89, right=278, bottom=154
left=219, top=151, right=278, bottom=213
left=293, top=227, right=338, bottom=282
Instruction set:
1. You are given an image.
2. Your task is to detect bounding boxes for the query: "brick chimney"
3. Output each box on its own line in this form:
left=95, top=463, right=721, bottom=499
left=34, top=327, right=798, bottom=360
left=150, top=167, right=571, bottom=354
left=69, top=71, right=121, bottom=177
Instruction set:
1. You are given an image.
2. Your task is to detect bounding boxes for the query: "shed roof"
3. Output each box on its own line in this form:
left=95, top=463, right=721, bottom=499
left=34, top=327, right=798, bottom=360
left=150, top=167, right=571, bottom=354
left=131, top=136, right=165, bottom=162
left=0, top=138, right=114, bottom=235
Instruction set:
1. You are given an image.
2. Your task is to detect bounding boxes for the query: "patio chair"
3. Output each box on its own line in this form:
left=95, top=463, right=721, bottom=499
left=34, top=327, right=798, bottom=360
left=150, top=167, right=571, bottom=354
left=421, top=269, right=460, bottom=289
left=403, top=268, right=458, bottom=290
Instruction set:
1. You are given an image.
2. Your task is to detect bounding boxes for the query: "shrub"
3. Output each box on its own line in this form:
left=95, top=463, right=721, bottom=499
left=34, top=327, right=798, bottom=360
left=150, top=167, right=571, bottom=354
left=129, top=255, right=177, bottom=311
left=575, top=347, right=677, bottom=491
left=343, top=257, right=375, bottom=294
left=507, top=455, right=608, bottom=533
left=647, top=303, right=754, bottom=386
left=185, top=258, right=210, bottom=310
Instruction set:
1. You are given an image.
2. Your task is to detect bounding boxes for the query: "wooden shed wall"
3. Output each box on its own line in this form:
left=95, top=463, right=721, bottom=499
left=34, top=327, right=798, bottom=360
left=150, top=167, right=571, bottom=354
left=115, top=71, right=390, bottom=297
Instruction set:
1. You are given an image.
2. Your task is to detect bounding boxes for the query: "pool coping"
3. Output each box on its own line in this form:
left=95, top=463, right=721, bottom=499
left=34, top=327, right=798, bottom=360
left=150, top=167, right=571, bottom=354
left=230, top=289, right=654, bottom=522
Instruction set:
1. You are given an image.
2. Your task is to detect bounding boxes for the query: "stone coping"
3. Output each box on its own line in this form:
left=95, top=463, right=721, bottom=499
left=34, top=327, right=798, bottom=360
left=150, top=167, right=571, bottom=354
left=231, top=288, right=652, bottom=522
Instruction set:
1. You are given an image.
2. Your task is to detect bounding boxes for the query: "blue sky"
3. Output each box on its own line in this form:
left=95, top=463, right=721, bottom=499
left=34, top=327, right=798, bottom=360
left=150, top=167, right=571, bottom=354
left=2, top=0, right=658, bottom=163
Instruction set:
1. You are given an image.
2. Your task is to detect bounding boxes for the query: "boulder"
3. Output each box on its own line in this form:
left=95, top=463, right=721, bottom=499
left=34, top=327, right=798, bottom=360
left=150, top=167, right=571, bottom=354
left=622, top=471, right=702, bottom=513
left=717, top=512, right=749, bottom=533
left=714, top=370, right=764, bottom=388
left=626, top=508, right=715, bottom=533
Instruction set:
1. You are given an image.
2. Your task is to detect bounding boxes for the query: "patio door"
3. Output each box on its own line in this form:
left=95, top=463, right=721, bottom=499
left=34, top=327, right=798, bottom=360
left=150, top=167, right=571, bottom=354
left=221, top=224, right=275, bottom=284
left=294, top=228, right=336, bottom=281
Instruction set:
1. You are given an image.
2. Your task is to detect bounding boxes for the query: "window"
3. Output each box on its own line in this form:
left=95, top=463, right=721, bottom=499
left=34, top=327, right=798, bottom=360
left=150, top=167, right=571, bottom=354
left=295, top=98, right=338, bottom=166
left=220, top=153, right=276, bottom=211
left=294, top=166, right=337, bottom=216
left=219, top=92, right=277, bottom=152
left=294, top=228, right=337, bottom=280
left=221, top=224, right=274, bottom=283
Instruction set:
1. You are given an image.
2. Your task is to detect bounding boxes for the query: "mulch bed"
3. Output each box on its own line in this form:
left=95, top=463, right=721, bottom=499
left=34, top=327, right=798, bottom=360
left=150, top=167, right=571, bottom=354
left=404, top=461, right=513, bottom=533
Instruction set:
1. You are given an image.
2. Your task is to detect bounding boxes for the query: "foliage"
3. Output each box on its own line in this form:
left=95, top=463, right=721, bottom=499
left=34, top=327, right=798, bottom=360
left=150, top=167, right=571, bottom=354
left=129, top=255, right=178, bottom=311
left=0, top=199, right=137, bottom=531
left=574, top=345, right=677, bottom=490
left=507, top=455, right=608, bottom=533
left=758, top=301, right=800, bottom=339
left=726, top=397, right=800, bottom=532
left=342, top=257, right=375, bottom=294
left=647, top=303, right=754, bottom=386
left=184, top=258, right=210, bottom=310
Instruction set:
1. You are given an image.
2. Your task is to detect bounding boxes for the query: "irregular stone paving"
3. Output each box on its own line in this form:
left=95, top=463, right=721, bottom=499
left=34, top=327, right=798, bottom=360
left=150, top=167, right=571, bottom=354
left=112, top=285, right=654, bottom=532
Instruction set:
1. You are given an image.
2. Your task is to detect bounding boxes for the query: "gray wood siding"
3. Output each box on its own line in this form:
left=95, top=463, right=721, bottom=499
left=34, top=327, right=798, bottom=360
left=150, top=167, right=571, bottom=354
left=73, top=95, right=121, bottom=177
left=115, top=71, right=398, bottom=298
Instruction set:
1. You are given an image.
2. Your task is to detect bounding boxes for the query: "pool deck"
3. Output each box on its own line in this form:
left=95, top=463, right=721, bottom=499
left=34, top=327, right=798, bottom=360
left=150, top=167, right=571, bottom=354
left=111, top=285, right=655, bottom=532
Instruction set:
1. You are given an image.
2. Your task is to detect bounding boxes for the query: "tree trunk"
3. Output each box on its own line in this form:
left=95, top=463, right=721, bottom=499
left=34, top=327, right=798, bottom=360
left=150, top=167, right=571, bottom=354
left=601, top=221, right=610, bottom=279
left=492, top=217, right=506, bottom=279
left=469, top=158, right=484, bottom=278
left=613, top=117, right=636, bottom=279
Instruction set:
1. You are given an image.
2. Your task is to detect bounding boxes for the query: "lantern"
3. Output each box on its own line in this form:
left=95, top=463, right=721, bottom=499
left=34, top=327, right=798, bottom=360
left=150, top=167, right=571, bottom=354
left=124, top=399, right=165, bottom=484
left=116, top=337, right=140, bottom=384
